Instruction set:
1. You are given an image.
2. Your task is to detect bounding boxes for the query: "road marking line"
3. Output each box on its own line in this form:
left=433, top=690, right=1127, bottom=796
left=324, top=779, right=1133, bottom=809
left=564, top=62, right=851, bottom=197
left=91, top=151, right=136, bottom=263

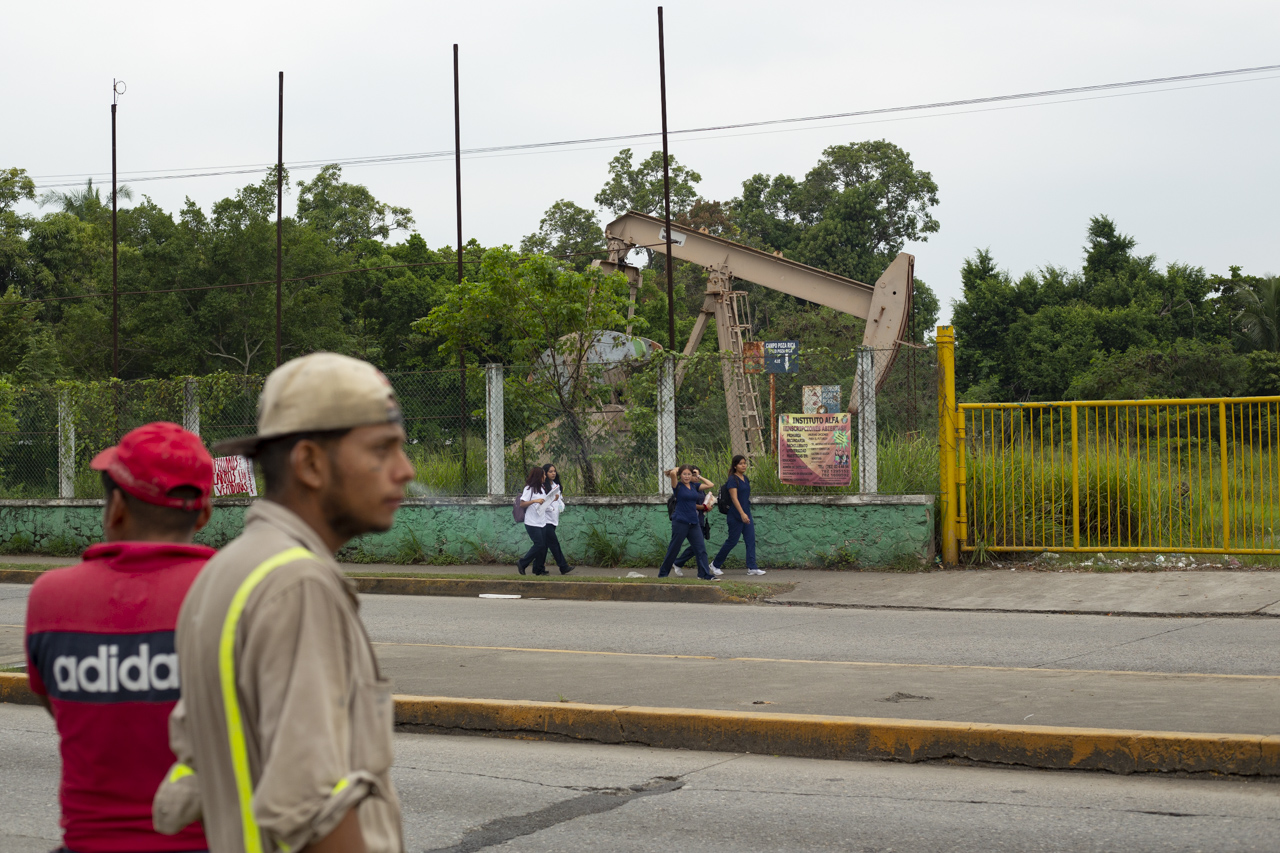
left=371, top=642, right=1280, bottom=680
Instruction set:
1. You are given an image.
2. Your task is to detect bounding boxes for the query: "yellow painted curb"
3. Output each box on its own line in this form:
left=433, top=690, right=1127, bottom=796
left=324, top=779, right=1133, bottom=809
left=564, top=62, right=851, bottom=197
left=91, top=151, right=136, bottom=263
left=392, top=694, right=1280, bottom=777
left=3, top=673, right=1275, bottom=776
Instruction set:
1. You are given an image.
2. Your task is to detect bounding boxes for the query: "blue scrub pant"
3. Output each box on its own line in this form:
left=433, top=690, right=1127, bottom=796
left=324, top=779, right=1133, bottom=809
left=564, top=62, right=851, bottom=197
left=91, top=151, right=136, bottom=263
left=712, top=512, right=757, bottom=570
left=658, top=520, right=712, bottom=579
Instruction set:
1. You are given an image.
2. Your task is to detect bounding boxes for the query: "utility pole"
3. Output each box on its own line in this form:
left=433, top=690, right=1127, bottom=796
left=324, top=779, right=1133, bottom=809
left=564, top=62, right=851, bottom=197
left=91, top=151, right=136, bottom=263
left=111, top=79, right=125, bottom=378
left=275, top=71, right=284, bottom=367
left=454, top=44, right=468, bottom=490
left=657, top=7, right=675, bottom=352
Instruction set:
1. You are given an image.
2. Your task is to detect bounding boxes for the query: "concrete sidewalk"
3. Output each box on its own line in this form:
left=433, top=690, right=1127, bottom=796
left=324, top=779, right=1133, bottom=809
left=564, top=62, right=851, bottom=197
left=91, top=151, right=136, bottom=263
left=6, top=554, right=1280, bottom=615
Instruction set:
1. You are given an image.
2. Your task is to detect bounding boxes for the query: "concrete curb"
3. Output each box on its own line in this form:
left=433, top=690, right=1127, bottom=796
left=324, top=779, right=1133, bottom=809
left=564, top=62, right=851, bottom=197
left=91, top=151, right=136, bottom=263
left=2, top=673, right=1273, bottom=775
left=0, top=569, right=730, bottom=604
left=396, top=695, right=1279, bottom=777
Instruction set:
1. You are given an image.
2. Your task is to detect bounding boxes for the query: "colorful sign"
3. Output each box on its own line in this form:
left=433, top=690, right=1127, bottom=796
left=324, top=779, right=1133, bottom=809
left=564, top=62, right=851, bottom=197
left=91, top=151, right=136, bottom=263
left=763, top=340, right=799, bottom=374
left=777, top=413, right=852, bottom=486
left=802, top=385, right=842, bottom=414
left=212, top=455, right=258, bottom=497
left=742, top=341, right=764, bottom=374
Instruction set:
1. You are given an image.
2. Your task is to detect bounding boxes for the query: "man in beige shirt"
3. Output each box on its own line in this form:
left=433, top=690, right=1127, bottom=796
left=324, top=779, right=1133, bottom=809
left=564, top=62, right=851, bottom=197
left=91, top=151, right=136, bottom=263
left=154, top=353, right=414, bottom=853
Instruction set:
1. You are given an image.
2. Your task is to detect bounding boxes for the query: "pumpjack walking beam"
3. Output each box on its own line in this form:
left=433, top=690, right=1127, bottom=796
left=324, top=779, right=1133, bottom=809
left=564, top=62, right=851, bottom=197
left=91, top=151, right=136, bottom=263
left=601, top=211, right=915, bottom=458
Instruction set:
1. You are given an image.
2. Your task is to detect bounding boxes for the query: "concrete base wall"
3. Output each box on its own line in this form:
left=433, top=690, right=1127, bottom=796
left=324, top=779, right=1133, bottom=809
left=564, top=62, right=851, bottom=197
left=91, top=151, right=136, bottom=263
left=0, top=495, right=935, bottom=568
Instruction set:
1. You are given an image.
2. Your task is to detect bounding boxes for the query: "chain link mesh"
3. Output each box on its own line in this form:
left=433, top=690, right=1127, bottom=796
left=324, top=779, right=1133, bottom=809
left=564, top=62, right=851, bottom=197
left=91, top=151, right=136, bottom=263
left=0, top=347, right=937, bottom=499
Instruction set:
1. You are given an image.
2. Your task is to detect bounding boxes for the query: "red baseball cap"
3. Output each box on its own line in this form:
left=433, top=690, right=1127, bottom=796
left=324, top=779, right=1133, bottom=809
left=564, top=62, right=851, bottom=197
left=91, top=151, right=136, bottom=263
left=90, top=422, right=214, bottom=511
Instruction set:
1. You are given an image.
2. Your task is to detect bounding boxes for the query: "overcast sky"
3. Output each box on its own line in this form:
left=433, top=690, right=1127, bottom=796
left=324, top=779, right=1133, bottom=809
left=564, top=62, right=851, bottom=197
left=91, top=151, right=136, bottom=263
left=6, top=0, right=1278, bottom=325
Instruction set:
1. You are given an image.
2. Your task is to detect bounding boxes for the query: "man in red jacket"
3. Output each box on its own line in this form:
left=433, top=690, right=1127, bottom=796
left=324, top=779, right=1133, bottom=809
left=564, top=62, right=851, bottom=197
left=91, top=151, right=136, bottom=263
left=25, top=421, right=215, bottom=853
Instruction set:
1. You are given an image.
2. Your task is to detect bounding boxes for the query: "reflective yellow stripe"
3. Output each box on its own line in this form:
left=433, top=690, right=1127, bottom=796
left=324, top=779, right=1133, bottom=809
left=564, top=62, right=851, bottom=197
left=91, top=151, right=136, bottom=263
left=331, top=777, right=350, bottom=795
left=167, top=762, right=195, bottom=784
left=219, top=546, right=316, bottom=853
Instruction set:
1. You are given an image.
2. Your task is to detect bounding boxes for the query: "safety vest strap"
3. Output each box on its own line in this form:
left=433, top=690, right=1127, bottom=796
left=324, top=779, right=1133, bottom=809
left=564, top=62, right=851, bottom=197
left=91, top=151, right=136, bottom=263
left=218, top=546, right=317, bottom=853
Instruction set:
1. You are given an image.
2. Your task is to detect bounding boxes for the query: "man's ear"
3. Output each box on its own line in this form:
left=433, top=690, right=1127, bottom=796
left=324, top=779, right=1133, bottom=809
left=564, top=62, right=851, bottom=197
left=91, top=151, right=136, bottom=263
left=102, top=489, right=129, bottom=542
left=193, top=504, right=213, bottom=533
left=290, top=439, right=331, bottom=492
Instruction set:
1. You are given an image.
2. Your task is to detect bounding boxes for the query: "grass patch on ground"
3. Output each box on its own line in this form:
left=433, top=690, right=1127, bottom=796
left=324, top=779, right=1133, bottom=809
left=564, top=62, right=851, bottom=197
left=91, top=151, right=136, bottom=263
left=345, top=570, right=790, bottom=598
left=0, top=664, right=27, bottom=674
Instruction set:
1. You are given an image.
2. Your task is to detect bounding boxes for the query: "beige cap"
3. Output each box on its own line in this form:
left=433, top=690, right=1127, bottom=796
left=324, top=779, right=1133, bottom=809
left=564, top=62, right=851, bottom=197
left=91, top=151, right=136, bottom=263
left=213, top=353, right=403, bottom=456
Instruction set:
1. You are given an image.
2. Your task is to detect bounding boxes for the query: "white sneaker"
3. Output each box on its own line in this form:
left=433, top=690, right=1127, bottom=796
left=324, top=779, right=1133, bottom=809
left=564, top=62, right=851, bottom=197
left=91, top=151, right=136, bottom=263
left=746, top=568, right=766, bottom=576
left=673, top=567, right=684, bottom=577
left=710, top=564, right=724, bottom=576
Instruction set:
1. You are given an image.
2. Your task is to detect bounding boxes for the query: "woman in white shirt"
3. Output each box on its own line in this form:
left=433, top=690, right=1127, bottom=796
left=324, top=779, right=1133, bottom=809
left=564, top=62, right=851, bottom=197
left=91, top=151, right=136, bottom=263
left=517, top=467, right=550, bottom=575
left=540, top=463, right=574, bottom=575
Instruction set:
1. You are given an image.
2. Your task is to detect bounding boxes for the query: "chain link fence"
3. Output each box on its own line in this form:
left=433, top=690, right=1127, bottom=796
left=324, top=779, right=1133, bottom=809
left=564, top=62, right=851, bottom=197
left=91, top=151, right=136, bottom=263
left=0, top=346, right=937, bottom=499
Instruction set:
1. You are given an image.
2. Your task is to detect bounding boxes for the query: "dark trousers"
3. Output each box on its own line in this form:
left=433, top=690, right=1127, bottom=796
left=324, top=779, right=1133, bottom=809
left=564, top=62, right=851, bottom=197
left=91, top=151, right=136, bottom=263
left=675, top=516, right=712, bottom=567
left=659, top=520, right=711, bottom=579
left=712, top=512, right=757, bottom=569
left=544, top=523, right=569, bottom=571
left=520, top=524, right=549, bottom=574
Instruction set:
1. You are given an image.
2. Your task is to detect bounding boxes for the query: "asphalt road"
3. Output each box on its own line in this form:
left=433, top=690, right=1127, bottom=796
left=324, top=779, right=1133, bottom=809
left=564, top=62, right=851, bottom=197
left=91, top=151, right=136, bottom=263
left=6, top=584, right=1279, bottom=675
left=2, top=703, right=1276, bottom=853
left=360, top=594, right=1279, bottom=675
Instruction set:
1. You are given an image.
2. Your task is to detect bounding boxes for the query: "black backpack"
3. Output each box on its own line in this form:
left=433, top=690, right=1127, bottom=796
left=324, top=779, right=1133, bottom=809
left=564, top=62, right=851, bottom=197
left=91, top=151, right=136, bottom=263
left=666, top=492, right=678, bottom=519
left=717, top=481, right=731, bottom=514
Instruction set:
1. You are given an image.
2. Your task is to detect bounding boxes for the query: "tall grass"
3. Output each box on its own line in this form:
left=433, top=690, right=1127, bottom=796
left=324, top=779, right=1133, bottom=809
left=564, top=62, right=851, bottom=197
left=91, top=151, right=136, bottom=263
left=966, top=442, right=1279, bottom=551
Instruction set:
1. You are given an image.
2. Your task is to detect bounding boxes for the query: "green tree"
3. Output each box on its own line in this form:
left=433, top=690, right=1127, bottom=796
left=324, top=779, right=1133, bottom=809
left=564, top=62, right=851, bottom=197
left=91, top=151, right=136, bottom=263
left=520, top=200, right=604, bottom=271
left=731, top=140, right=940, bottom=273
left=1235, top=276, right=1280, bottom=353
left=415, top=249, right=637, bottom=491
left=296, top=165, right=414, bottom=253
left=594, top=148, right=702, bottom=217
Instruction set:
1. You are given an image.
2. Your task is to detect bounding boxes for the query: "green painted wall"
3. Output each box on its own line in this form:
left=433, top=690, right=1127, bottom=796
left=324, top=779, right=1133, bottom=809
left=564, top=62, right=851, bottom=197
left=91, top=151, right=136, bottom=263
left=0, top=496, right=934, bottom=568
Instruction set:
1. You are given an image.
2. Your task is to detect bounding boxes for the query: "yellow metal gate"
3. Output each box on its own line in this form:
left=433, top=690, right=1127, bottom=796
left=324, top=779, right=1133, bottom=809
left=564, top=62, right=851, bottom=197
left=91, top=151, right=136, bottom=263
left=937, top=328, right=1280, bottom=561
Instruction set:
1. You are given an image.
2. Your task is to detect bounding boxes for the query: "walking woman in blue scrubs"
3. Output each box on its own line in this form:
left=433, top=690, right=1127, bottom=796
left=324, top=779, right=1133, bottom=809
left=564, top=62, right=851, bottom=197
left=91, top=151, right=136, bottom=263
left=657, top=465, right=717, bottom=580
left=711, top=454, right=766, bottom=576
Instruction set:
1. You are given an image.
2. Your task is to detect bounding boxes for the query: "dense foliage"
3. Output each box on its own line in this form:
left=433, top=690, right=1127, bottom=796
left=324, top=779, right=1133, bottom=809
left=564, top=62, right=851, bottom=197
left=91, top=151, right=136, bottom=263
left=951, top=215, right=1278, bottom=402
left=0, top=139, right=942, bottom=386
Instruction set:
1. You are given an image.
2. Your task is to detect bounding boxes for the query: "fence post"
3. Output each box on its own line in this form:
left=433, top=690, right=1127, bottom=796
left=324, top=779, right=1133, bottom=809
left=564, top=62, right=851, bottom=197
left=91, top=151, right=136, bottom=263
left=1071, top=404, right=1080, bottom=550
left=183, top=378, right=200, bottom=437
left=857, top=346, right=877, bottom=494
left=657, top=356, right=676, bottom=494
left=57, top=389, right=75, bottom=499
left=937, top=327, right=958, bottom=565
left=485, top=364, right=505, bottom=496
left=1219, top=400, right=1230, bottom=550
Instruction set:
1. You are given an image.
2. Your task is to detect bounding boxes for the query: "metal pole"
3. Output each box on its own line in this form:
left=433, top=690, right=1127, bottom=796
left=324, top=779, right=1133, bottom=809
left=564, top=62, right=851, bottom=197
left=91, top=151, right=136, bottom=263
left=657, top=6, right=675, bottom=352
left=454, top=44, right=468, bottom=490
left=275, top=71, right=284, bottom=367
left=111, top=91, right=118, bottom=378
left=769, top=373, right=776, bottom=455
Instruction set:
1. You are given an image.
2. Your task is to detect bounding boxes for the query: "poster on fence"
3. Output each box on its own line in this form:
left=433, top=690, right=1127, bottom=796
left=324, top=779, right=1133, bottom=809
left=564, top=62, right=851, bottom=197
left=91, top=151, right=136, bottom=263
left=212, top=455, right=258, bottom=497
left=777, top=413, right=852, bottom=486
left=802, top=385, right=842, bottom=414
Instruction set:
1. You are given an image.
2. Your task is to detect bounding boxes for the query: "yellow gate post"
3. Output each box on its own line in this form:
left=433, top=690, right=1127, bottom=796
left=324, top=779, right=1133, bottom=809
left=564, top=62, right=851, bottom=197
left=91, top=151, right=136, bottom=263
left=937, top=326, right=959, bottom=564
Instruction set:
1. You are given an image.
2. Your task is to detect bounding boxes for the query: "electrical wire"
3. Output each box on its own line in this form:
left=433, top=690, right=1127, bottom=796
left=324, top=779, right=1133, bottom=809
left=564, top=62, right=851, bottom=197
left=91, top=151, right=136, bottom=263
left=28, top=62, right=1280, bottom=190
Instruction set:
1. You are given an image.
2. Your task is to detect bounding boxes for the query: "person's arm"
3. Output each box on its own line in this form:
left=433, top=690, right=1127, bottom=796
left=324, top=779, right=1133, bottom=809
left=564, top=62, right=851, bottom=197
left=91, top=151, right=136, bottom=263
left=697, top=475, right=715, bottom=492
left=665, top=467, right=680, bottom=488
left=305, top=808, right=366, bottom=853
left=519, top=489, right=545, bottom=508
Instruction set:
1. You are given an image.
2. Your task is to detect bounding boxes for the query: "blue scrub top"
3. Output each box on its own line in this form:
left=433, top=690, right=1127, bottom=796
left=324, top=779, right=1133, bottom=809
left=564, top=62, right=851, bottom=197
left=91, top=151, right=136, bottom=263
left=671, top=482, right=703, bottom=525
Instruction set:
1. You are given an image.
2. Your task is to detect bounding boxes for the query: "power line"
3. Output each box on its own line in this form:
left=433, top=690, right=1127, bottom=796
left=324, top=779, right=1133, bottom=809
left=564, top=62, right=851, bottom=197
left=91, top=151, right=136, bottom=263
left=28, top=62, right=1280, bottom=190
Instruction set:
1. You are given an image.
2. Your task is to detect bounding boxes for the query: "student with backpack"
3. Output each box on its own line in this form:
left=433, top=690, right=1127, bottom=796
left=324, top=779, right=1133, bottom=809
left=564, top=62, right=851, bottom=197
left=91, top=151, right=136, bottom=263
left=540, top=463, right=574, bottom=575
left=657, top=465, right=717, bottom=580
left=516, top=467, right=550, bottom=575
left=711, top=454, right=766, bottom=576
left=671, top=464, right=715, bottom=577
